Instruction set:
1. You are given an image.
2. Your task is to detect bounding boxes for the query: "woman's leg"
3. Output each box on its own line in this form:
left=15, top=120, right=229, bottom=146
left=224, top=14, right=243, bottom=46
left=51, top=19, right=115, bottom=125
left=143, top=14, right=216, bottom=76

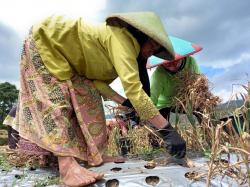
left=16, top=35, right=105, bottom=186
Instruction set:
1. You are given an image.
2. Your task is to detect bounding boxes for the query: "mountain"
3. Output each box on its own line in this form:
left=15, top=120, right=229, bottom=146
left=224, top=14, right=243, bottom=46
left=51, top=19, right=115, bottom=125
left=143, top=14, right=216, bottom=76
left=216, top=100, right=244, bottom=110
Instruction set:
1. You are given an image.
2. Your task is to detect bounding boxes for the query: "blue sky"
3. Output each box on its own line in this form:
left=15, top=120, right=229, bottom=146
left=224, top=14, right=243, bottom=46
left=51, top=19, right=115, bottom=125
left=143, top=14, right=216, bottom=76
left=0, top=0, right=250, bottom=102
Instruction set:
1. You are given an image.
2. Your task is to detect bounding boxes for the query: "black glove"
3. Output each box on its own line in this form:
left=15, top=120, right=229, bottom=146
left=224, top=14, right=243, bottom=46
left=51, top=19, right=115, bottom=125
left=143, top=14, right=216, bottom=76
left=125, top=111, right=140, bottom=126
left=121, top=99, right=133, bottom=108
left=157, top=123, right=186, bottom=158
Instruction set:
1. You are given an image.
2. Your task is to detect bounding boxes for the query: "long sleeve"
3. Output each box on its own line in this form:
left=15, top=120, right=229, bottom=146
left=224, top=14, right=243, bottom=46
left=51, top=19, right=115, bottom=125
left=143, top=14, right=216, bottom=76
left=93, top=80, right=117, bottom=98
left=106, top=27, right=159, bottom=119
left=150, top=67, right=164, bottom=106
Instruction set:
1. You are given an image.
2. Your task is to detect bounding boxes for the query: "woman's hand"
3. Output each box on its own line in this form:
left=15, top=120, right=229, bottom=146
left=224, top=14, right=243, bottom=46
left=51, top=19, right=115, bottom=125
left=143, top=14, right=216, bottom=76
left=148, top=114, right=186, bottom=158
left=157, top=124, right=186, bottom=158
left=116, top=105, right=131, bottom=111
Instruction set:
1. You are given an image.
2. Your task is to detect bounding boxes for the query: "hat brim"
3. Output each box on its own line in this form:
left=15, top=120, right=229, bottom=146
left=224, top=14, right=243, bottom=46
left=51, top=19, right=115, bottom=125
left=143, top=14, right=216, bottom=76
left=106, top=12, right=175, bottom=61
left=147, top=36, right=203, bottom=68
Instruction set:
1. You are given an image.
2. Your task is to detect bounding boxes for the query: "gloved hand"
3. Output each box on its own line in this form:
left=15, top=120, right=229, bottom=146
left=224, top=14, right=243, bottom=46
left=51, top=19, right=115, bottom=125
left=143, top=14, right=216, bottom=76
left=157, top=123, right=186, bottom=158
left=125, top=111, right=140, bottom=127
left=121, top=99, right=133, bottom=108
left=121, top=99, right=140, bottom=126
left=118, top=110, right=140, bottom=127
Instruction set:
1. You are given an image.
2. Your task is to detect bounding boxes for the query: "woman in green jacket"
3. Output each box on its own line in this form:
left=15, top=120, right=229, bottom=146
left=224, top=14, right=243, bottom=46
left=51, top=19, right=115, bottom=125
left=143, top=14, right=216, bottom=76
left=13, top=12, right=186, bottom=186
left=150, top=56, right=201, bottom=120
left=150, top=36, right=202, bottom=122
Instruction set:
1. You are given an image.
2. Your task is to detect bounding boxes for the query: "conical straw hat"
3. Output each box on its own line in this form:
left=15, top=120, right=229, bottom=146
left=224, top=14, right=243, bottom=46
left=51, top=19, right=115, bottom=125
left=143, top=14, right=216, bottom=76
left=106, top=12, right=175, bottom=61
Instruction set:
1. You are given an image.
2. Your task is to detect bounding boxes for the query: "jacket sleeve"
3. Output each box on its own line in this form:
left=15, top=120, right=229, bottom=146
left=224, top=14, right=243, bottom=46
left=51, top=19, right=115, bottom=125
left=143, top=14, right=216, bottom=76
left=106, top=28, right=159, bottom=120
left=150, top=67, right=164, bottom=106
left=93, top=80, right=117, bottom=98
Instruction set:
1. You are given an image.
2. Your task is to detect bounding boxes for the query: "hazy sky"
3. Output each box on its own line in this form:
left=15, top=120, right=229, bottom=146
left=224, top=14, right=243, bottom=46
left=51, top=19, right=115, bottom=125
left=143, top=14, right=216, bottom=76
left=0, top=0, right=250, bottom=102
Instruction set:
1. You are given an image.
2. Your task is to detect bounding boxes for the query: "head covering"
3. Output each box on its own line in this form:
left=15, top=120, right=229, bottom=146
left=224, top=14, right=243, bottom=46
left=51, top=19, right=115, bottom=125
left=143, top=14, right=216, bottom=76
left=147, top=36, right=203, bottom=68
left=106, top=11, right=175, bottom=61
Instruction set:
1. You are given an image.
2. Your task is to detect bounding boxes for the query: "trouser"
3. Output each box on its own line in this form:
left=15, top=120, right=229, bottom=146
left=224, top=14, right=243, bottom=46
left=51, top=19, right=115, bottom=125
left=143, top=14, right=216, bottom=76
left=159, top=107, right=171, bottom=121
left=159, top=107, right=203, bottom=124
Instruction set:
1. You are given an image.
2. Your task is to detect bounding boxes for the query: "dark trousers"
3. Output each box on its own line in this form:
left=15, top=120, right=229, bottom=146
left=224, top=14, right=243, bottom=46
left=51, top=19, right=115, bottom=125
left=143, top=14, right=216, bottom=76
left=7, top=126, right=19, bottom=149
left=5, top=106, right=20, bottom=149
left=159, top=107, right=172, bottom=121
left=159, top=107, right=203, bottom=124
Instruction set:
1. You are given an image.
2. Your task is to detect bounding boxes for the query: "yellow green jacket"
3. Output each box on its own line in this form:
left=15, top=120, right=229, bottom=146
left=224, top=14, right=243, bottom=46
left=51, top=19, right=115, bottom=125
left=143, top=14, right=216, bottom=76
left=32, top=15, right=158, bottom=119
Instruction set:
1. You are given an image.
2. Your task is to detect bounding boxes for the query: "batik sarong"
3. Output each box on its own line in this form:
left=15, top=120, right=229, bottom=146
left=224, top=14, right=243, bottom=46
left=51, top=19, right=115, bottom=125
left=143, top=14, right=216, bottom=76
left=15, top=34, right=107, bottom=166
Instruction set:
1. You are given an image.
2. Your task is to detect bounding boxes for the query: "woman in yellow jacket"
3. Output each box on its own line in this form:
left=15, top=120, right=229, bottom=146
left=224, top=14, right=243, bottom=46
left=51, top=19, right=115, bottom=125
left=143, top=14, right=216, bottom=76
left=14, top=12, right=186, bottom=186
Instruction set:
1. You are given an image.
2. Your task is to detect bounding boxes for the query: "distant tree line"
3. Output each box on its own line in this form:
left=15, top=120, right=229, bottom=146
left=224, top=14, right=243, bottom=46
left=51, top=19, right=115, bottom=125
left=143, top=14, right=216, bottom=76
left=0, top=82, right=18, bottom=129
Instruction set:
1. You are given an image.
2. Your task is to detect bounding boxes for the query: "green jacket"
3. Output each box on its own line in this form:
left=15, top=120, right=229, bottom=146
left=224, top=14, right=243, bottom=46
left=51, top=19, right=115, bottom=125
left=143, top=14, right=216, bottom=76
left=150, top=56, right=200, bottom=109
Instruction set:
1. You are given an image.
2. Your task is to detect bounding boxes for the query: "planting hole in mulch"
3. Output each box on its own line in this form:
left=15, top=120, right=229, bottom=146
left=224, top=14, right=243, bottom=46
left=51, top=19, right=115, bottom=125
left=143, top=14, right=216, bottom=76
left=185, top=171, right=199, bottom=179
left=184, top=171, right=206, bottom=181
left=111, top=167, right=122, bottom=172
left=105, top=179, right=119, bottom=187
left=145, top=176, right=160, bottom=186
left=114, top=160, right=125, bottom=164
left=214, top=158, right=229, bottom=166
left=14, top=174, right=22, bottom=179
left=29, top=166, right=36, bottom=171
left=114, top=161, right=125, bottom=164
left=144, top=160, right=156, bottom=169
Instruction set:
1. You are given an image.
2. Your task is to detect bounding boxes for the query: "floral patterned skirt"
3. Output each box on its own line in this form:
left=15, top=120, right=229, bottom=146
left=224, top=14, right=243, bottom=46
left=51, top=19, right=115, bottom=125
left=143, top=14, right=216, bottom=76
left=14, top=34, right=107, bottom=166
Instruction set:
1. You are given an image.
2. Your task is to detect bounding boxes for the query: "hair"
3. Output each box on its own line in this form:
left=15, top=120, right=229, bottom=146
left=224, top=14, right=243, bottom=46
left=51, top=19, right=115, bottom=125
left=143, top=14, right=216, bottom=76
left=126, top=25, right=149, bottom=47
left=127, top=25, right=163, bottom=57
